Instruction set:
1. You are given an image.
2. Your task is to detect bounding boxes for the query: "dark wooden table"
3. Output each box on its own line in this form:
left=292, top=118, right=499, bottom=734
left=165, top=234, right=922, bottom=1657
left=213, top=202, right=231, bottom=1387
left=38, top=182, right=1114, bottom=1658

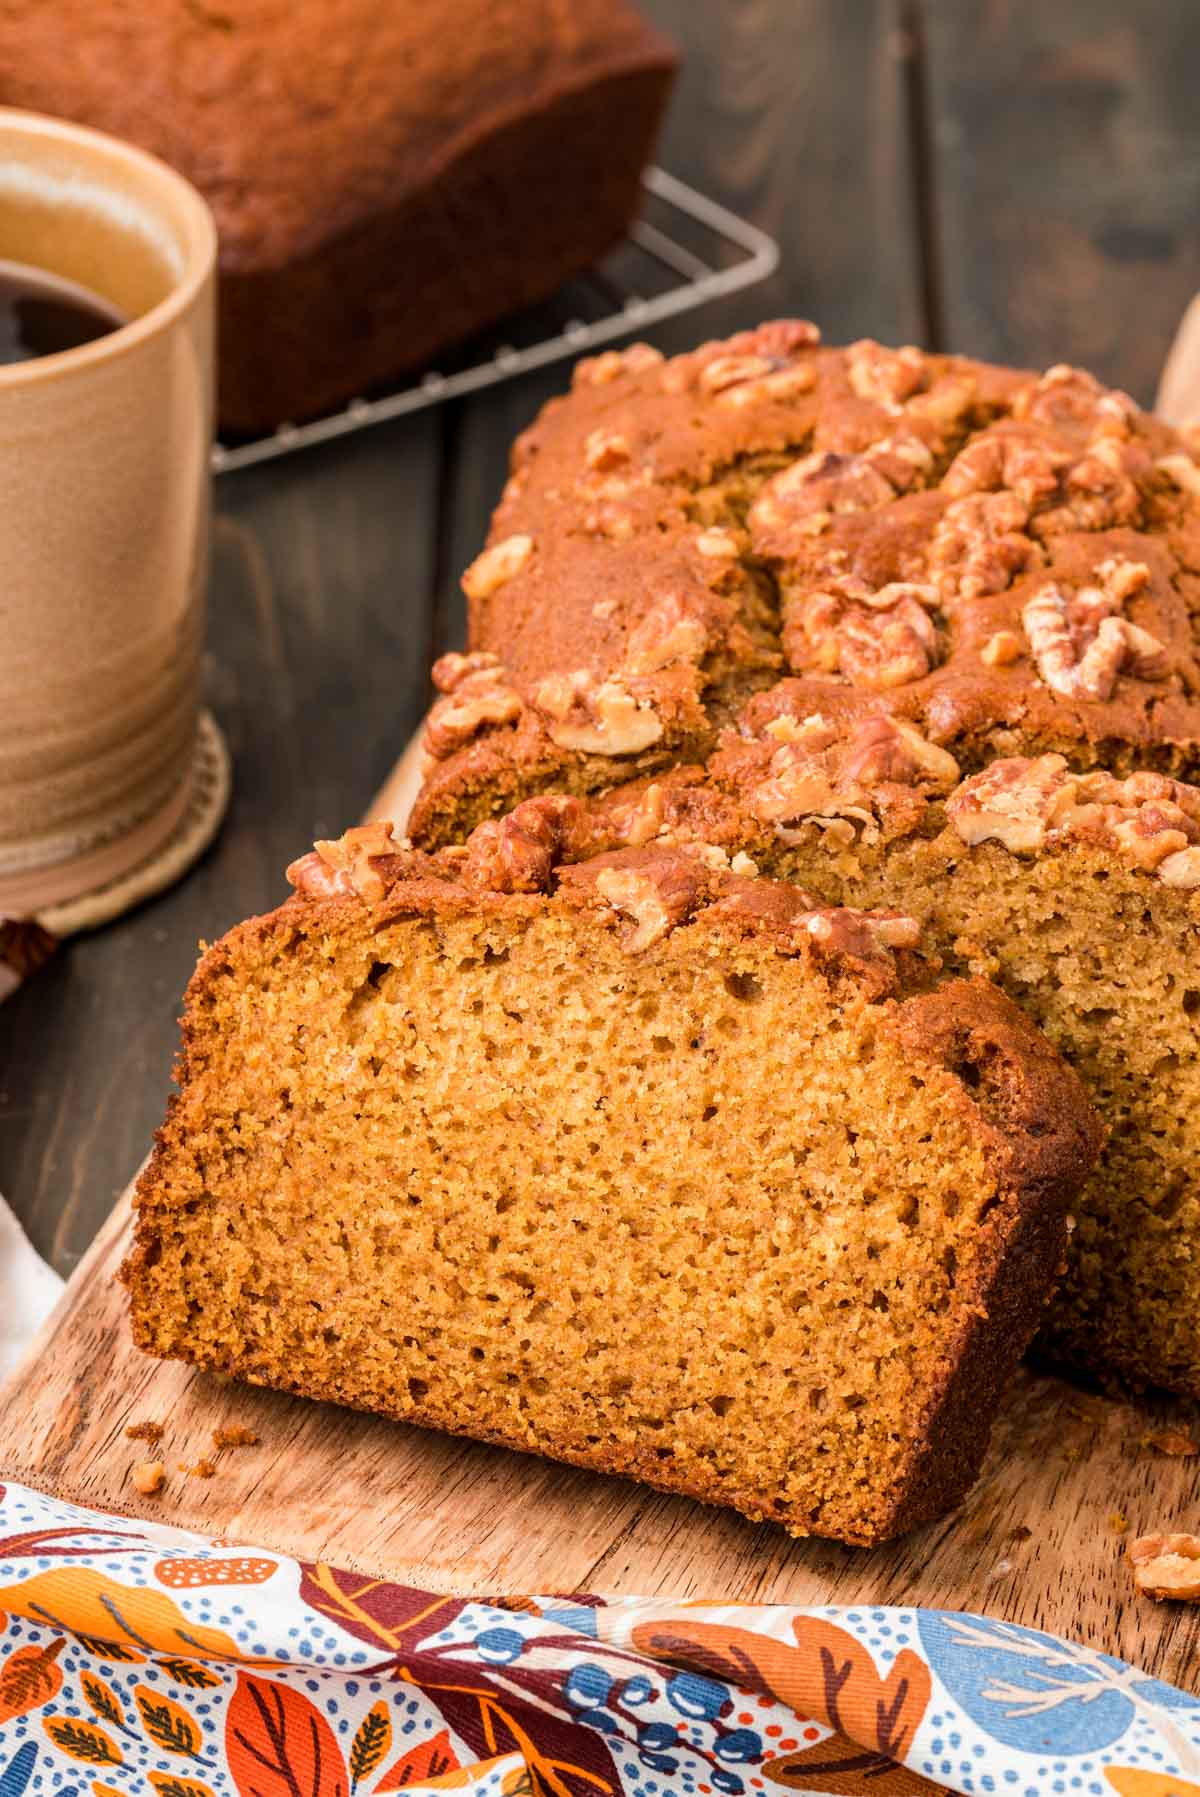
left=6, top=0, right=1200, bottom=1272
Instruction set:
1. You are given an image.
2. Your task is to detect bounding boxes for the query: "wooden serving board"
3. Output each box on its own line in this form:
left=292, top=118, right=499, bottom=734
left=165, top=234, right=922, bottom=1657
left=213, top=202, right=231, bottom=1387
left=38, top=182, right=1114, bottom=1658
left=1, top=1187, right=1199, bottom=1691
left=2, top=722, right=1199, bottom=1691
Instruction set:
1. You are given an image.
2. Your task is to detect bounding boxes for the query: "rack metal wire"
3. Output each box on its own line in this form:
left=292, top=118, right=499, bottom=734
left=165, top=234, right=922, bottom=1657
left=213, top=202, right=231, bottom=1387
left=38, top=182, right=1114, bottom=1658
left=211, top=168, right=779, bottom=475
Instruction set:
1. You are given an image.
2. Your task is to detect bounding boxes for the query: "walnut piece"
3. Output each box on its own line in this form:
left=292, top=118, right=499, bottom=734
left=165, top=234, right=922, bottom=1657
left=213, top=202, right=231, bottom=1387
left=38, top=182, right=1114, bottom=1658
left=425, top=651, right=523, bottom=758
left=1156, top=452, right=1200, bottom=498
left=584, top=428, right=632, bottom=471
left=980, top=629, right=1024, bottom=668
left=838, top=716, right=960, bottom=791
left=288, top=821, right=404, bottom=904
left=946, top=756, right=1077, bottom=853
left=1127, top=1533, right=1200, bottom=1602
left=1022, top=560, right=1168, bottom=702
left=789, top=583, right=941, bottom=689
left=746, top=713, right=956, bottom=842
left=462, top=796, right=582, bottom=894
left=802, top=907, right=921, bottom=955
left=625, top=596, right=710, bottom=674
left=948, top=755, right=1200, bottom=882
left=461, top=533, right=533, bottom=601
left=594, top=862, right=700, bottom=953
left=132, top=1460, right=166, bottom=1496
left=532, top=672, right=664, bottom=756
left=846, top=340, right=926, bottom=406
left=930, top=492, right=1038, bottom=601
left=573, top=343, right=663, bottom=387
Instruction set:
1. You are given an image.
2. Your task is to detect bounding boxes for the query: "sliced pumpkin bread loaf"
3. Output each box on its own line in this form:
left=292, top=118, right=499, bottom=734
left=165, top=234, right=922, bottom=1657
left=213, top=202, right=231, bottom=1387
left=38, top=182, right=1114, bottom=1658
left=124, top=825, right=1098, bottom=1544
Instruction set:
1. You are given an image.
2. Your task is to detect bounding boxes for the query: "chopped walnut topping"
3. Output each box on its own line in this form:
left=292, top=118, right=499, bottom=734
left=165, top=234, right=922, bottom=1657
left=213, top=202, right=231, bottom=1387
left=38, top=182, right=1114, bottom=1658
left=463, top=796, right=582, bottom=893
left=288, top=821, right=405, bottom=904
left=746, top=713, right=955, bottom=842
left=532, top=672, right=664, bottom=756
left=730, top=850, right=759, bottom=878
left=946, top=756, right=1078, bottom=853
left=948, top=755, right=1200, bottom=882
left=750, top=450, right=894, bottom=546
left=803, top=907, right=921, bottom=955
left=698, top=353, right=775, bottom=394
left=425, top=653, right=524, bottom=758
left=1157, top=451, right=1200, bottom=497
left=789, top=583, right=942, bottom=690
left=573, top=343, right=663, bottom=387
left=839, top=716, right=960, bottom=790
left=584, top=428, right=632, bottom=471
left=625, top=596, right=709, bottom=674
left=980, top=629, right=1024, bottom=668
left=1013, top=363, right=1109, bottom=426
left=1159, top=846, right=1200, bottom=888
left=1022, top=563, right=1168, bottom=702
left=594, top=861, right=700, bottom=953
left=846, top=340, right=926, bottom=405
left=717, top=363, right=817, bottom=408
left=132, top=1460, right=166, bottom=1496
left=461, top=533, right=533, bottom=601
left=942, top=433, right=1066, bottom=508
left=1127, top=1533, right=1200, bottom=1602
left=930, top=492, right=1038, bottom=601
left=695, top=527, right=739, bottom=559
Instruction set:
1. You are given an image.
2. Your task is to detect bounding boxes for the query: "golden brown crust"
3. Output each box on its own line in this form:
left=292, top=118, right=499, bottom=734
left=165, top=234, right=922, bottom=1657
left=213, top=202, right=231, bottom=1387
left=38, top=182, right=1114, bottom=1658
left=410, top=325, right=1200, bottom=845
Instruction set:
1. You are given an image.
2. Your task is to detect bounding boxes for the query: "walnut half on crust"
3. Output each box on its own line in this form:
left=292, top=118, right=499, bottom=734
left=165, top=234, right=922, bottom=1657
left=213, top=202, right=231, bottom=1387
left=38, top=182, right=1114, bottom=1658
left=1127, top=1532, right=1200, bottom=1601
left=946, top=754, right=1200, bottom=881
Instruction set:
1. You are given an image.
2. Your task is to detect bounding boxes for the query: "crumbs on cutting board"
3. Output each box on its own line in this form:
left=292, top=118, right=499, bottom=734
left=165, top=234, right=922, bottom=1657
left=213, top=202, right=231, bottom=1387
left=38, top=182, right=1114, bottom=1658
left=125, top=1419, right=164, bottom=1443
left=213, top=1424, right=259, bottom=1448
left=124, top=1416, right=260, bottom=1496
left=131, top=1460, right=165, bottom=1495
left=1142, top=1427, right=1198, bottom=1457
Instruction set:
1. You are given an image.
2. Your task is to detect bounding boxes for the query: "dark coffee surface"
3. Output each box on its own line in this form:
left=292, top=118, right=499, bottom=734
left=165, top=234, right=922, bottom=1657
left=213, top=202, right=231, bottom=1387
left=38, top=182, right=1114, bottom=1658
left=0, top=258, right=125, bottom=364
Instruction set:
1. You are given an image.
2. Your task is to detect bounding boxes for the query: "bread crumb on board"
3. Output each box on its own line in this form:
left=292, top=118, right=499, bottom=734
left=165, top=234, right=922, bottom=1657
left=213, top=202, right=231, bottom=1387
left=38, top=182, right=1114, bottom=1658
left=1127, top=1532, right=1200, bottom=1601
left=1142, top=1427, right=1198, bottom=1457
left=125, top=1420, right=164, bottom=1444
left=131, top=1460, right=165, bottom=1496
left=182, top=1457, right=218, bottom=1479
left=212, top=1425, right=259, bottom=1448
left=1110, top=1510, right=1130, bottom=1534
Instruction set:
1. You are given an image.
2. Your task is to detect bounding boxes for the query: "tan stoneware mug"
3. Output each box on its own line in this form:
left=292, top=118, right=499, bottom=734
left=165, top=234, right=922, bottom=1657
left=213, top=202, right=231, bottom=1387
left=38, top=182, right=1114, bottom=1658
left=0, top=109, right=216, bottom=916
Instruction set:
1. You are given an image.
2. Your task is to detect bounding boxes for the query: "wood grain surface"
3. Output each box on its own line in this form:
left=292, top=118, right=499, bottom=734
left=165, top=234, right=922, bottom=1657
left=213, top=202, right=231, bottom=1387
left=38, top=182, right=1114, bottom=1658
left=2, top=1186, right=1199, bottom=1690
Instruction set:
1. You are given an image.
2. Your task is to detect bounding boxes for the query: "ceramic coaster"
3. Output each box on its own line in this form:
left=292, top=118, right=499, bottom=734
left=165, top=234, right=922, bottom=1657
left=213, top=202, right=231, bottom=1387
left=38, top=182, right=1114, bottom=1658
left=37, top=710, right=231, bottom=938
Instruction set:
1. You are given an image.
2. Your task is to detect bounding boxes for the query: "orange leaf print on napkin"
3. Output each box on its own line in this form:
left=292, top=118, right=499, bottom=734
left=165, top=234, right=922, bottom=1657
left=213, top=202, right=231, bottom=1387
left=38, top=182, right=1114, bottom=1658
left=375, top=1729, right=460, bottom=1791
left=0, top=1639, right=64, bottom=1723
left=226, top=1673, right=347, bottom=1797
left=630, top=1614, right=931, bottom=1768
left=0, top=1569, right=241, bottom=1660
left=1105, top=1772, right=1200, bottom=1796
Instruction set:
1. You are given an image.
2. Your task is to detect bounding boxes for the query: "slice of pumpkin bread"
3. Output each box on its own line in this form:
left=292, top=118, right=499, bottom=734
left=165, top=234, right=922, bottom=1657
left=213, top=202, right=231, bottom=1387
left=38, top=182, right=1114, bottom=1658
left=124, top=825, right=1098, bottom=1545
left=686, top=704, right=1200, bottom=1394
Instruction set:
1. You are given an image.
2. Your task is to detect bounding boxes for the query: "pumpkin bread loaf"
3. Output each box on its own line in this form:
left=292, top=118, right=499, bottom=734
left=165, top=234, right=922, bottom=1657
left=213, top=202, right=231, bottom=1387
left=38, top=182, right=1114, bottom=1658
left=513, top=711, right=1200, bottom=1395
left=124, top=827, right=1098, bottom=1545
left=410, top=323, right=1200, bottom=847
left=0, top=0, right=676, bottom=432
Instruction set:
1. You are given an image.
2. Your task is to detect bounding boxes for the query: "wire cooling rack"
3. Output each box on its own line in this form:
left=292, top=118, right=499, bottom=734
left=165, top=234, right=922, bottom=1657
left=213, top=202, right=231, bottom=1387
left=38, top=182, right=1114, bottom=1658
left=211, top=168, right=779, bottom=475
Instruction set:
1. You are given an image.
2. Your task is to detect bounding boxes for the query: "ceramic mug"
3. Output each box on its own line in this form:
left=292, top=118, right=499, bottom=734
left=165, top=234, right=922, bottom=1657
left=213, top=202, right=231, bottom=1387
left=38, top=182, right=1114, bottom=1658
left=0, top=108, right=216, bottom=916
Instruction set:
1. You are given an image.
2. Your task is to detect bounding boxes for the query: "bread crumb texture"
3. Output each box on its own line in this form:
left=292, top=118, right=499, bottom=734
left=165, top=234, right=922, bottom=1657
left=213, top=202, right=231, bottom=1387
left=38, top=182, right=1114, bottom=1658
left=125, top=847, right=1097, bottom=1546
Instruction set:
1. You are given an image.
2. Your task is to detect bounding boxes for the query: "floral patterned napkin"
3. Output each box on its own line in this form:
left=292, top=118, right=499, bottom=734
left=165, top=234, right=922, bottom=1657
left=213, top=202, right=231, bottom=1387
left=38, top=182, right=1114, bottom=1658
left=0, top=1482, right=1195, bottom=1797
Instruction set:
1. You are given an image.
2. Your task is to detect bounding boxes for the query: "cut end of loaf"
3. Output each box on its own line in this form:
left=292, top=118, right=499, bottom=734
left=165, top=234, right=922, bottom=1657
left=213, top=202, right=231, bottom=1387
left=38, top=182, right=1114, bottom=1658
left=125, top=847, right=1098, bottom=1546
